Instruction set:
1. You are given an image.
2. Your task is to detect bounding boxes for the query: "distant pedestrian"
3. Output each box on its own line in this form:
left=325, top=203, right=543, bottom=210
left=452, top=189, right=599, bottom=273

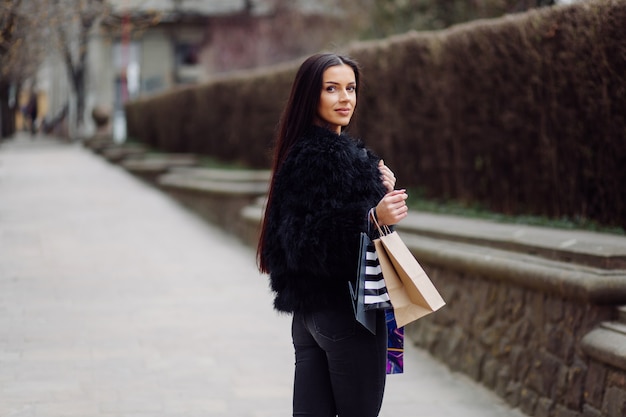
left=257, top=53, right=408, bottom=416
left=25, top=90, right=38, bottom=136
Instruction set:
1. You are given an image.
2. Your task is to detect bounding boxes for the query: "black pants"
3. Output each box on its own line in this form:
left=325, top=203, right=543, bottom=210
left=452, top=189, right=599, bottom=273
left=291, top=305, right=387, bottom=417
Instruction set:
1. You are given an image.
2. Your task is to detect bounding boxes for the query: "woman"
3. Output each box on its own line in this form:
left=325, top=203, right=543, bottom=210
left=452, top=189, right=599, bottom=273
left=257, top=53, right=408, bottom=416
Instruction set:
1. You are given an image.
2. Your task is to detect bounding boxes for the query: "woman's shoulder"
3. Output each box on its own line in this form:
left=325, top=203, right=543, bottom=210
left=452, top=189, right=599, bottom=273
left=293, top=125, right=363, bottom=157
left=276, top=127, right=361, bottom=182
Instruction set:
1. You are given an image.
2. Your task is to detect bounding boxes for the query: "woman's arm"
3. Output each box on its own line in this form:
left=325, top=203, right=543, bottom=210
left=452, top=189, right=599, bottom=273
left=374, top=189, right=408, bottom=226
left=372, top=158, right=408, bottom=225
left=268, top=141, right=377, bottom=278
left=378, top=159, right=396, bottom=193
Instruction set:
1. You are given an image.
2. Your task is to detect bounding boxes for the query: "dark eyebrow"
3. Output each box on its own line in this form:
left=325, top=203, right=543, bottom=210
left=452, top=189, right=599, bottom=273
left=323, top=81, right=356, bottom=85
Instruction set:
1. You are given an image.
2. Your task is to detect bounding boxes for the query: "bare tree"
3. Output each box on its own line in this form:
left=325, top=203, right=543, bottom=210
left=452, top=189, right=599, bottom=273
left=51, top=0, right=108, bottom=131
left=0, top=0, right=21, bottom=137
left=1, top=0, right=110, bottom=138
left=0, top=0, right=49, bottom=138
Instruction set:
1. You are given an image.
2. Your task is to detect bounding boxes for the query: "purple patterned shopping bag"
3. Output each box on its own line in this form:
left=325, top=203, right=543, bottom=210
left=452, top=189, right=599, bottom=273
left=386, top=309, right=404, bottom=374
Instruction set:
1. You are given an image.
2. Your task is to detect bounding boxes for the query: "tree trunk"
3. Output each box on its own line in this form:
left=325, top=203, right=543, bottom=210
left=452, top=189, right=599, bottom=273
left=73, top=66, right=86, bottom=128
left=60, top=24, right=87, bottom=132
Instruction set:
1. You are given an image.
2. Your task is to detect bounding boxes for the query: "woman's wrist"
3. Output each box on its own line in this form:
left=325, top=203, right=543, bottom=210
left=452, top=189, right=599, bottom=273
left=368, top=207, right=377, bottom=222
left=369, top=207, right=383, bottom=228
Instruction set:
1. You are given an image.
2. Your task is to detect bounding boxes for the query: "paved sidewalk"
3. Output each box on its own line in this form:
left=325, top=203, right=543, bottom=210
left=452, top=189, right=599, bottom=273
left=0, top=134, right=526, bottom=417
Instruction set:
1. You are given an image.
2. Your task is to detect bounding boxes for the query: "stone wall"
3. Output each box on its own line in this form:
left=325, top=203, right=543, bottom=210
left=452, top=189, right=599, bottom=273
left=157, top=167, right=270, bottom=239
left=398, top=218, right=626, bottom=417
left=407, top=267, right=616, bottom=416
left=580, top=318, right=626, bottom=417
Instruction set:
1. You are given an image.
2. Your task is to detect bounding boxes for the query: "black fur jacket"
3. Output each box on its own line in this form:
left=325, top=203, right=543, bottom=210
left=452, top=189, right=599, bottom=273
left=262, top=125, right=387, bottom=313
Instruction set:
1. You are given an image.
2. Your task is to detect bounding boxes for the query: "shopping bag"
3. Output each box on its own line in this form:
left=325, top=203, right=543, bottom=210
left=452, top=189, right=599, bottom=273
left=348, top=232, right=378, bottom=334
left=386, top=309, right=404, bottom=374
left=361, top=234, right=392, bottom=311
left=373, top=225, right=445, bottom=328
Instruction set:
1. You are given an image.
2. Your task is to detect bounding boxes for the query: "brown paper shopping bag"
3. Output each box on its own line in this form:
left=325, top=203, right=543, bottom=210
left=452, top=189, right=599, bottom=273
left=373, top=226, right=445, bottom=328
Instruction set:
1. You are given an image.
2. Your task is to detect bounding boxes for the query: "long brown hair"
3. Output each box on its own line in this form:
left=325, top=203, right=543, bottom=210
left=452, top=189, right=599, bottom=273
left=256, top=53, right=361, bottom=273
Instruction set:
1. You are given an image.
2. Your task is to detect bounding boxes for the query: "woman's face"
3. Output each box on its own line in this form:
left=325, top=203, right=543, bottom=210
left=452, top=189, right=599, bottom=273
left=315, top=64, right=357, bottom=134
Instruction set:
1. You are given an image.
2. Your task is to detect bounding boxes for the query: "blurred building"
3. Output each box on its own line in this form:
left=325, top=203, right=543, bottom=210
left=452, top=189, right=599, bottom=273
left=37, top=0, right=344, bottom=140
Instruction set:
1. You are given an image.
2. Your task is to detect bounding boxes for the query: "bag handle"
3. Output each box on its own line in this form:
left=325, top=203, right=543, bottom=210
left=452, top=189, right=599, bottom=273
left=369, top=208, right=391, bottom=237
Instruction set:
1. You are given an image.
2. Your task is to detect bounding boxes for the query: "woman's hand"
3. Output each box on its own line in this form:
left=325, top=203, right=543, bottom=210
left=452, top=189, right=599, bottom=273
left=378, top=160, right=396, bottom=193
left=375, top=189, right=408, bottom=226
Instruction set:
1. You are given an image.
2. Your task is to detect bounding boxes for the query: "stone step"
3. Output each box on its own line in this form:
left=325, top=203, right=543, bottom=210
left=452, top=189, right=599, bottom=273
left=397, top=212, right=626, bottom=270
left=601, top=321, right=626, bottom=336
left=101, top=144, right=148, bottom=162
left=243, top=199, right=626, bottom=270
left=154, top=166, right=269, bottom=195
left=167, top=167, right=271, bottom=183
left=582, top=321, right=626, bottom=372
left=618, top=306, right=626, bottom=324
left=120, top=154, right=199, bottom=182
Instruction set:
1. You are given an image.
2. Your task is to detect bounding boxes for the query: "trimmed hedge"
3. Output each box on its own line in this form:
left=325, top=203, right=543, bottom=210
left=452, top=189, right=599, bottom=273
left=125, top=0, right=626, bottom=228
left=126, top=65, right=296, bottom=167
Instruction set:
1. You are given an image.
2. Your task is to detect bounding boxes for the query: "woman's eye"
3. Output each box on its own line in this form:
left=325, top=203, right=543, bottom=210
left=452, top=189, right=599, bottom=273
left=326, top=86, right=336, bottom=92
left=347, top=85, right=356, bottom=92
